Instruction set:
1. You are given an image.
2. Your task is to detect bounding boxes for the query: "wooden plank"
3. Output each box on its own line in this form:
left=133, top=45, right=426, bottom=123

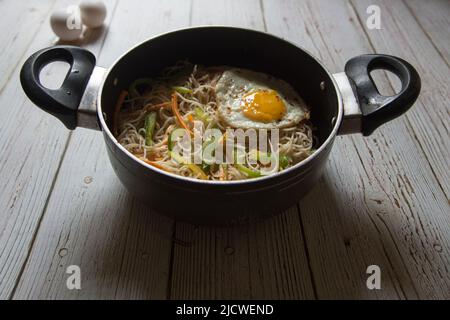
left=263, top=0, right=408, bottom=300
left=0, top=0, right=88, bottom=299
left=2, top=0, right=117, bottom=299
left=190, top=0, right=264, bottom=28
left=4, top=0, right=447, bottom=300
left=12, top=0, right=191, bottom=299
left=13, top=131, right=172, bottom=299
left=351, top=0, right=450, bottom=198
left=172, top=208, right=316, bottom=299
left=169, top=0, right=316, bottom=300
left=404, top=0, right=450, bottom=66
left=349, top=0, right=450, bottom=297
left=0, top=0, right=56, bottom=91
left=263, top=0, right=450, bottom=299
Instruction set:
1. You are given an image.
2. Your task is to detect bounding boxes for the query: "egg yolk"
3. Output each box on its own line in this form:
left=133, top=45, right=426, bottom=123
left=241, top=90, right=286, bottom=122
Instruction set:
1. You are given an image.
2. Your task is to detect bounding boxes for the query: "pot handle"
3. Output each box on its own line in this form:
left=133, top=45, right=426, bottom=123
left=20, top=45, right=96, bottom=130
left=344, top=54, right=421, bottom=136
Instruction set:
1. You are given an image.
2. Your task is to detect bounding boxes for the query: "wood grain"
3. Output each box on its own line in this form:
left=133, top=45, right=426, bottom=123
left=169, top=0, right=316, bottom=300
left=0, top=0, right=118, bottom=299
left=0, top=1, right=55, bottom=91
left=0, top=0, right=448, bottom=300
left=5, top=0, right=119, bottom=298
left=404, top=0, right=450, bottom=66
left=0, top=0, right=76, bottom=299
left=348, top=0, right=450, bottom=298
left=12, top=130, right=171, bottom=299
left=263, top=0, right=450, bottom=299
left=11, top=0, right=193, bottom=299
left=351, top=0, right=450, bottom=198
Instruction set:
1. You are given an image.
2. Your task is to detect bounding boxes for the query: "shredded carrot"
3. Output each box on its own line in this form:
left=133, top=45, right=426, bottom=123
left=187, top=114, right=194, bottom=123
left=113, top=90, right=129, bottom=136
left=141, top=158, right=172, bottom=173
left=171, top=93, right=192, bottom=135
left=148, top=161, right=170, bottom=172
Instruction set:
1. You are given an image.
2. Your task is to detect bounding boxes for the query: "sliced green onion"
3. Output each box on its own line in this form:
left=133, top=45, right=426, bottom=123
left=169, top=150, right=186, bottom=164
left=235, top=164, right=262, bottom=178
left=279, top=154, right=291, bottom=169
left=201, top=162, right=211, bottom=173
left=172, top=86, right=193, bottom=95
left=188, top=164, right=208, bottom=180
left=194, top=107, right=214, bottom=125
left=167, top=131, right=173, bottom=151
left=194, top=107, right=205, bottom=118
left=144, top=112, right=157, bottom=146
left=208, top=119, right=218, bottom=129
left=194, top=107, right=212, bottom=124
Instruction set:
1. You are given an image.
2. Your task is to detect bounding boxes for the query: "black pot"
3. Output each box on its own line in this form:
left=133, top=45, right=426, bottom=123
left=20, top=27, right=420, bottom=224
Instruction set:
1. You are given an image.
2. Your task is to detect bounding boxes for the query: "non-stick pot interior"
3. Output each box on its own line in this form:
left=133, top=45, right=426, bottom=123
left=101, top=27, right=339, bottom=145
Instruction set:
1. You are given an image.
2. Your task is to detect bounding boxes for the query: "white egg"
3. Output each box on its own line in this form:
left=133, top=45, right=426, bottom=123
left=50, top=7, right=83, bottom=41
left=80, top=0, right=107, bottom=28
left=216, top=69, right=310, bottom=129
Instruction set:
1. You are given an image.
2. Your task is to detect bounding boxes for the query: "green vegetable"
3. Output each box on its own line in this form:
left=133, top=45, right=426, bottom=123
left=169, top=151, right=186, bottom=164
left=201, top=162, right=211, bottom=173
left=208, top=120, right=218, bottom=129
left=144, top=112, right=157, bottom=146
left=235, top=164, right=262, bottom=178
left=129, top=78, right=154, bottom=98
left=279, top=154, right=291, bottom=169
left=194, top=107, right=212, bottom=124
left=231, top=148, right=263, bottom=178
left=167, top=131, right=173, bottom=151
left=172, top=86, right=193, bottom=94
left=170, top=151, right=208, bottom=179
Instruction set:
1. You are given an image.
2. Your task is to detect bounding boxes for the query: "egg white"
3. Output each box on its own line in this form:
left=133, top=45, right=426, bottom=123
left=216, top=69, right=309, bottom=129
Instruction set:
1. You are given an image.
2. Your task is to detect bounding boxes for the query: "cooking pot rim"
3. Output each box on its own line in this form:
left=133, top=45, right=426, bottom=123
left=97, top=25, right=343, bottom=186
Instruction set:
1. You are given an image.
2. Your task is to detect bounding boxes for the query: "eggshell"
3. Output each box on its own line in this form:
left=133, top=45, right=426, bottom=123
left=80, top=0, right=107, bottom=28
left=50, top=7, right=83, bottom=41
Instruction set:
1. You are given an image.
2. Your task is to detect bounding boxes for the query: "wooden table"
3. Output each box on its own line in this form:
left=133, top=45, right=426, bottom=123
left=0, top=0, right=449, bottom=300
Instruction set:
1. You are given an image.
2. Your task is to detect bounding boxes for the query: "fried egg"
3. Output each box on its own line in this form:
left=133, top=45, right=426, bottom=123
left=216, top=69, right=309, bottom=129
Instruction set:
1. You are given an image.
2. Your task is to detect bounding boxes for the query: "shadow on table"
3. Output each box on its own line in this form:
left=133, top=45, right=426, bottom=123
left=290, top=176, right=412, bottom=300
left=159, top=175, right=413, bottom=300
left=81, top=171, right=412, bottom=300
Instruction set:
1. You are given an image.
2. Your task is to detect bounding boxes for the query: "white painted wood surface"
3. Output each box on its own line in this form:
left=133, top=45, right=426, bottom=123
left=0, top=0, right=448, bottom=299
left=262, top=0, right=450, bottom=299
left=405, top=0, right=450, bottom=67
left=0, top=1, right=56, bottom=91
left=12, top=0, right=188, bottom=300
left=169, top=0, right=316, bottom=300
left=0, top=0, right=71, bottom=299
